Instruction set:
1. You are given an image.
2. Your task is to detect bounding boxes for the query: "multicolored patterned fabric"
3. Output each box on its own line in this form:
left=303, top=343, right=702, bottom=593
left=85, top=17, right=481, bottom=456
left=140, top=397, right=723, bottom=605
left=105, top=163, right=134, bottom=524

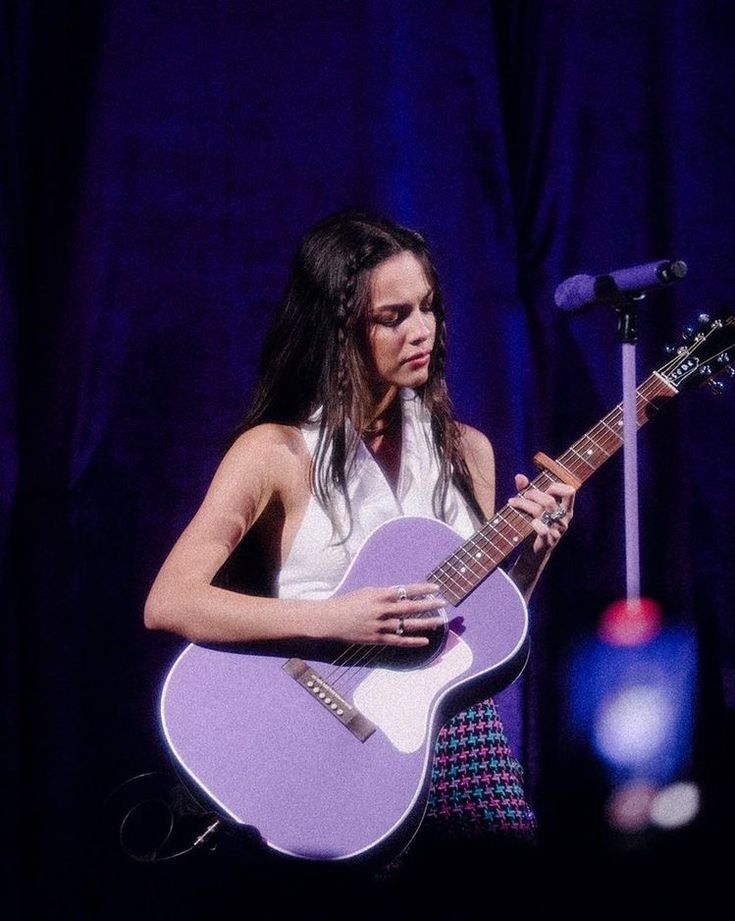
left=423, top=698, right=537, bottom=841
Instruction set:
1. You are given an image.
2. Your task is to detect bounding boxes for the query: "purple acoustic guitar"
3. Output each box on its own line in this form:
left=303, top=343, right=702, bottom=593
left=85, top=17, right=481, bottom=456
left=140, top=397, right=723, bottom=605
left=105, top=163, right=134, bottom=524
left=159, top=315, right=734, bottom=864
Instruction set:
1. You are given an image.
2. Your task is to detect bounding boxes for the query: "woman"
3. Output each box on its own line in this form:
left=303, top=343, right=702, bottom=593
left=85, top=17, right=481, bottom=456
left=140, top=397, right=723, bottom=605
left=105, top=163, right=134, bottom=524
left=144, top=208, right=574, bottom=887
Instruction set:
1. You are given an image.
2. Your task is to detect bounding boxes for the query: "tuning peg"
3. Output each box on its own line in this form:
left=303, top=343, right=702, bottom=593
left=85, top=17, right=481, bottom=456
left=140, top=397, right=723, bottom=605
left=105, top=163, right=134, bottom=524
left=697, top=313, right=711, bottom=328
left=709, top=379, right=726, bottom=395
left=663, top=343, right=677, bottom=355
left=682, top=325, right=695, bottom=341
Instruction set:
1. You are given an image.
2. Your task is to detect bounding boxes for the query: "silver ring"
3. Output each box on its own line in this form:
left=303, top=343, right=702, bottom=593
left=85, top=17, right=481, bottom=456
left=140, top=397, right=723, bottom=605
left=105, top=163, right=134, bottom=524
left=396, top=616, right=405, bottom=636
left=541, top=505, right=566, bottom=525
left=394, top=584, right=408, bottom=602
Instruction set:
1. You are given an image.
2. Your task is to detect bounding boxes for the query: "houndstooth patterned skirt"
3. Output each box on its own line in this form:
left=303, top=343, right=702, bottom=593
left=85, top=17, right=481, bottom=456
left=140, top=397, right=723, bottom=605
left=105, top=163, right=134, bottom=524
left=423, top=698, right=537, bottom=841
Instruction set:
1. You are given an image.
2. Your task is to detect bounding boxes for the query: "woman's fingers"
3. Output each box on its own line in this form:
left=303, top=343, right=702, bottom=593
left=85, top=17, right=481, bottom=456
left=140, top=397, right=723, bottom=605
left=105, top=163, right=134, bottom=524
left=511, top=475, right=575, bottom=523
left=374, top=582, right=447, bottom=644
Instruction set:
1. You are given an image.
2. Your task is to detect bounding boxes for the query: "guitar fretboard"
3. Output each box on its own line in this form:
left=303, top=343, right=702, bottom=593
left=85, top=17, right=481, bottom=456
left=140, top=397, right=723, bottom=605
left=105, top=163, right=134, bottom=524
left=429, top=372, right=678, bottom=605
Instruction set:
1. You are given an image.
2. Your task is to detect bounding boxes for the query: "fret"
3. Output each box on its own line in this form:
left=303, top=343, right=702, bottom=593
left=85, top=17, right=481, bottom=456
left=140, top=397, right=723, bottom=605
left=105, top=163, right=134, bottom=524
left=432, top=560, right=472, bottom=596
left=598, top=416, right=623, bottom=444
left=461, top=535, right=493, bottom=574
left=451, top=546, right=489, bottom=582
left=569, top=436, right=605, bottom=471
left=586, top=429, right=613, bottom=456
left=482, top=520, right=521, bottom=554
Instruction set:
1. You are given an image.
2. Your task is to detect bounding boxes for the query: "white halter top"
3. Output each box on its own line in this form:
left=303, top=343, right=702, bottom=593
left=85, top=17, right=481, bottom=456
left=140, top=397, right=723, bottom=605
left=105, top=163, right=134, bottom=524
left=277, top=389, right=481, bottom=600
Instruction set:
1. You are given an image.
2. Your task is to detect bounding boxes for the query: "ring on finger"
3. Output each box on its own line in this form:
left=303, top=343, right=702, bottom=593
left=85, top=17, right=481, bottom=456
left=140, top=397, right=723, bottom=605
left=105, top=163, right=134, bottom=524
left=541, top=505, right=566, bottom=525
left=395, top=615, right=405, bottom=636
left=394, top=584, right=408, bottom=602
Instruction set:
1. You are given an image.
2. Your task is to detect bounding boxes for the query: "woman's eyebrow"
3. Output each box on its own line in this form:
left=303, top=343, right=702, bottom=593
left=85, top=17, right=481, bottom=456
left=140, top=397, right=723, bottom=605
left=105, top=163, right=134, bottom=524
left=372, top=288, right=434, bottom=311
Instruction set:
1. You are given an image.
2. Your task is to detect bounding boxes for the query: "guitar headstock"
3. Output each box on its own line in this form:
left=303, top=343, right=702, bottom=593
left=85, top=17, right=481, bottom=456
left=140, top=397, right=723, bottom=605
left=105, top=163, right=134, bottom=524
left=659, top=313, right=735, bottom=393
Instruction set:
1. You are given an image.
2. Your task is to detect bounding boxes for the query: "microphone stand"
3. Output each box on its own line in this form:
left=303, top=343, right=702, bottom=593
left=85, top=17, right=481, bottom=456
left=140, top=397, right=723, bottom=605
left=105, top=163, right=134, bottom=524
left=616, top=295, right=645, bottom=600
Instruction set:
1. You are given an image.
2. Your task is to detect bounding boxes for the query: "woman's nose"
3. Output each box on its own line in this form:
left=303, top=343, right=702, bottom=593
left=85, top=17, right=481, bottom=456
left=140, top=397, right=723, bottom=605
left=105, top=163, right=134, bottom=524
left=408, top=308, right=432, bottom=341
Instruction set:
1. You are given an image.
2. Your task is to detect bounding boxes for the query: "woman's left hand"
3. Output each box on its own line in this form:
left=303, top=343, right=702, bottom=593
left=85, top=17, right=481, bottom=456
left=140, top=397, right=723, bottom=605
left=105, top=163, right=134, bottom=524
left=508, top=473, right=575, bottom=555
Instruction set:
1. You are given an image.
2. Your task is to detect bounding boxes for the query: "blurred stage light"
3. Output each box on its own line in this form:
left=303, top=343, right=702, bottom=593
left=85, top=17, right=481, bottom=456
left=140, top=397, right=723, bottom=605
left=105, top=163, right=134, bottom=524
left=649, top=782, right=700, bottom=829
left=567, top=598, right=698, bottom=817
left=605, top=781, right=658, bottom=832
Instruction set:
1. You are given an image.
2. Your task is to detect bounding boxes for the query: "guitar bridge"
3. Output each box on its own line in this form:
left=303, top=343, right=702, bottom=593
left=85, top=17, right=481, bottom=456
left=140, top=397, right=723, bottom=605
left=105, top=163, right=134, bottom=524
left=283, top=658, right=376, bottom=742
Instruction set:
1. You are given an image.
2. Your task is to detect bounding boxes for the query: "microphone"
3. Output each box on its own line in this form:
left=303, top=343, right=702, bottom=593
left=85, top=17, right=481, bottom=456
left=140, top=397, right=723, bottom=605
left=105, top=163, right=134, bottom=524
left=554, top=259, right=687, bottom=312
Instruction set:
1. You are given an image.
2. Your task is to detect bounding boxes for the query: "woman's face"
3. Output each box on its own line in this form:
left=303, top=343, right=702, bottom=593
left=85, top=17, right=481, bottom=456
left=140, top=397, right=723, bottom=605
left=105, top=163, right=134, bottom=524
left=365, top=251, right=436, bottom=401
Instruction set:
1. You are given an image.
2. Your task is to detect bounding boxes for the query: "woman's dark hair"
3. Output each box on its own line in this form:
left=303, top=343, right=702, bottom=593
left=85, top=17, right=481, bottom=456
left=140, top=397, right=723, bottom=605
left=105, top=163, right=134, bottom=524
left=233, top=208, right=483, bottom=526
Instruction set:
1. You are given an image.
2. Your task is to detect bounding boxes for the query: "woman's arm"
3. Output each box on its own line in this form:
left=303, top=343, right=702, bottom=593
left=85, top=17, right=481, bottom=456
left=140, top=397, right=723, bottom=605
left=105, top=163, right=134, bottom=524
left=144, top=424, right=445, bottom=646
left=144, top=424, right=317, bottom=643
left=460, top=425, right=574, bottom=603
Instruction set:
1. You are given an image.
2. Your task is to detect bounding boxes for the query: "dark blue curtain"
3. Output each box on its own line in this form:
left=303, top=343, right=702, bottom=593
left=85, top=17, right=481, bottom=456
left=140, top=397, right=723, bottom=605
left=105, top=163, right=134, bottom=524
left=4, top=1, right=735, bottom=915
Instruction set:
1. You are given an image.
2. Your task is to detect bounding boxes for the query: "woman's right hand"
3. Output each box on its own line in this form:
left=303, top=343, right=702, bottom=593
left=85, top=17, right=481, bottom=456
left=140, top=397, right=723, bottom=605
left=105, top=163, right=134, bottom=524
left=321, top=582, right=446, bottom=646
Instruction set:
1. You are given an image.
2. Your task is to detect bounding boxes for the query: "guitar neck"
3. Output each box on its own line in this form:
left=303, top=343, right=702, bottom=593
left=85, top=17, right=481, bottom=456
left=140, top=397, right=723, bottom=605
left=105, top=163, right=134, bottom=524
left=430, top=371, right=679, bottom=605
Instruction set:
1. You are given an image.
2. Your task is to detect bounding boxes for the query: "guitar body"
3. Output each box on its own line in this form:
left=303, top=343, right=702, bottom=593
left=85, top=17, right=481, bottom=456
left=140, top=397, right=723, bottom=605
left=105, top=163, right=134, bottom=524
left=160, top=515, right=529, bottom=865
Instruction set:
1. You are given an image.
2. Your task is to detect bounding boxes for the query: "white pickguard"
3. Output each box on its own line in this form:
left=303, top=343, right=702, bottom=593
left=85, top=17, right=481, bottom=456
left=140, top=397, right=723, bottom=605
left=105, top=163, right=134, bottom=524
left=353, top=632, right=473, bottom=752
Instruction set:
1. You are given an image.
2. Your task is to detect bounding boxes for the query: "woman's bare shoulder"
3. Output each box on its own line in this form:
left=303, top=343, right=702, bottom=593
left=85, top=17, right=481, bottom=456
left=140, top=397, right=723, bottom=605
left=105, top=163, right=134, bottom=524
left=228, top=422, right=308, bottom=458
left=457, top=422, right=495, bottom=465
left=208, top=422, right=310, bottom=500
left=457, top=421, right=495, bottom=515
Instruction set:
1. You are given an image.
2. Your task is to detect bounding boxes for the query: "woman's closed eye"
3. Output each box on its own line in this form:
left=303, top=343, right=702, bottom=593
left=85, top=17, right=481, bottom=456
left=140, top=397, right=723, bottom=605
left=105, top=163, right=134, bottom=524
left=371, top=310, right=401, bottom=328
left=370, top=301, right=434, bottom=329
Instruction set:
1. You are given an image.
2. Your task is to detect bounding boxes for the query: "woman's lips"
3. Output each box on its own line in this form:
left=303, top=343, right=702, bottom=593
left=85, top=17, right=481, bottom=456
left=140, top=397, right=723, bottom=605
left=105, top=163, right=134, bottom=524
left=403, top=352, right=431, bottom=367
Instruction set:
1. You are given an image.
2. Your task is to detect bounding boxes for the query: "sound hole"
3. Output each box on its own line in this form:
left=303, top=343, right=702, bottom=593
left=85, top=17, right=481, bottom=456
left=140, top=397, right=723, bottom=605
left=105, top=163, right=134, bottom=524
left=374, top=612, right=450, bottom=670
